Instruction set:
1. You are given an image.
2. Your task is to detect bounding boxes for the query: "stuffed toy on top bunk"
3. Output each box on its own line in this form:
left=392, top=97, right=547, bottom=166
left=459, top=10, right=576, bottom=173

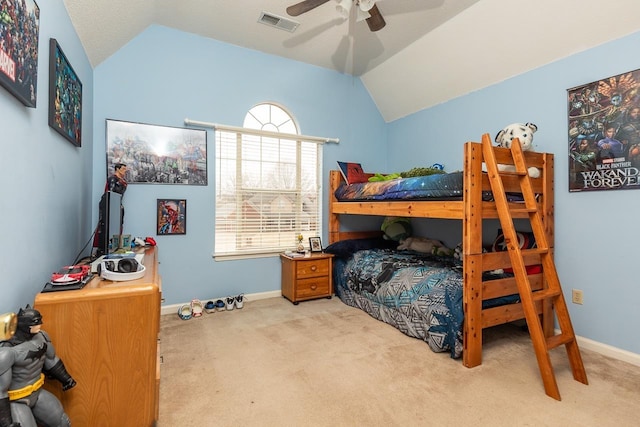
left=494, top=122, right=541, bottom=178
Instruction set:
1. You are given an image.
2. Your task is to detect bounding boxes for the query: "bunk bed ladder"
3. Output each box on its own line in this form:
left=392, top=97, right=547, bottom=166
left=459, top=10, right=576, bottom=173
left=481, top=134, right=588, bottom=400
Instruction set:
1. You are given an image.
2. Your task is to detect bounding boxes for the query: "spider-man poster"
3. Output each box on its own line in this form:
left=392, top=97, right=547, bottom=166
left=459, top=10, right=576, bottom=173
left=568, top=68, right=640, bottom=192
left=157, top=199, right=186, bottom=235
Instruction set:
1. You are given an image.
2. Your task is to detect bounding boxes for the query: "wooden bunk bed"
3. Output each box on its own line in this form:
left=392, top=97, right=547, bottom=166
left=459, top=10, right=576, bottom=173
left=328, top=135, right=555, bottom=368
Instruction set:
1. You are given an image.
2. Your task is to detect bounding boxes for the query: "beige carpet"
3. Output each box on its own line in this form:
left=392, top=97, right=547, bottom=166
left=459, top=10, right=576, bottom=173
left=158, top=297, right=640, bottom=426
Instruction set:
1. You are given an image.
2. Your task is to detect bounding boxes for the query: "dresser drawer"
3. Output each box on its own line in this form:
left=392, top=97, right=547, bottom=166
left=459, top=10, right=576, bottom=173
left=295, top=277, right=330, bottom=299
left=295, top=258, right=330, bottom=279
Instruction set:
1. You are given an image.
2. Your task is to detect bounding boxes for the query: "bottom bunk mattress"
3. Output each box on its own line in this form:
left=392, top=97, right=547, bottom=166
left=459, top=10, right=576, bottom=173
left=333, top=249, right=465, bottom=358
left=332, top=248, right=520, bottom=359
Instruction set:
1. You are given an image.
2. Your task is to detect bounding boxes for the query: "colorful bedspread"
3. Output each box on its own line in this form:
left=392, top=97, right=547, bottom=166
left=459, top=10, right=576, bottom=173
left=334, top=171, right=500, bottom=201
left=334, top=172, right=467, bottom=201
left=333, top=249, right=465, bottom=358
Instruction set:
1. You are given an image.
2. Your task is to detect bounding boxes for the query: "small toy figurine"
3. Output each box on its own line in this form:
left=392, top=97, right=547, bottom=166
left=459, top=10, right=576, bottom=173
left=105, top=162, right=128, bottom=195
left=0, top=306, right=76, bottom=427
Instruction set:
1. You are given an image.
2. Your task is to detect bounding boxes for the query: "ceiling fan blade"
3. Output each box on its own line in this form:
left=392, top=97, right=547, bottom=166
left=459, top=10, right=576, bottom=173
left=365, top=4, right=386, bottom=32
left=286, top=0, right=331, bottom=17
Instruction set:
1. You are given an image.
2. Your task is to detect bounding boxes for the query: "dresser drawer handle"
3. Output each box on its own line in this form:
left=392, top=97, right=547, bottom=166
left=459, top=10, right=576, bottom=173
left=310, top=265, right=317, bottom=271
left=310, top=284, right=317, bottom=290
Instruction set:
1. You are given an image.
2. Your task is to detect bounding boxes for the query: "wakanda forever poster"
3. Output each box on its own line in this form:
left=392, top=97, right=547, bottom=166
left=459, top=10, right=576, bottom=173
left=568, top=69, right=640, bottom=192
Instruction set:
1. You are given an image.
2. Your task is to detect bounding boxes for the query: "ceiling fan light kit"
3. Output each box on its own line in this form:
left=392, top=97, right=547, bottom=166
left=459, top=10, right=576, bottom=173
left=356, top=7, right=371, bottom=22
left=335, top=0, right=352, bottom=20
left=286, top=0, right=385, bottom=32
left=357, top=0, right=375, bottom=12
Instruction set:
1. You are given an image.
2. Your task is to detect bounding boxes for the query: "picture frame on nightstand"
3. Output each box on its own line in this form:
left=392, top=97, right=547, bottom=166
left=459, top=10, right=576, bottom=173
left=309, top=237, right=322, bottom=252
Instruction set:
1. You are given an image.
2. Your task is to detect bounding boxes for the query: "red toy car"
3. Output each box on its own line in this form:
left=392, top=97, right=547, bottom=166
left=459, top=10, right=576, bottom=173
left=51, top=265, right=90, bottom=283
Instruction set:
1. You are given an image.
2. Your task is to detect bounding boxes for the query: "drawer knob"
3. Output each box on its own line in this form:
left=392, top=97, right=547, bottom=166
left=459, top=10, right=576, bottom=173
left=311, top=284, right=317, bottom=290
left=311, top=265, right=317, bottom=271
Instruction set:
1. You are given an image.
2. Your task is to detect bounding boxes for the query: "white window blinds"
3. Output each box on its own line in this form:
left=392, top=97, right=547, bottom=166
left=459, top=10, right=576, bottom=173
left=214, top=126, right=323, bottom=259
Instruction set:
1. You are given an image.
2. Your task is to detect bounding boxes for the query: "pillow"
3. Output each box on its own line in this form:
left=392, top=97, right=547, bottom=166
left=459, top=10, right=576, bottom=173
left=337, top=161, right=374, bottom=185
left=324, top=238, right=396, bottom=259
left=491, top=229, right=536, bottom=252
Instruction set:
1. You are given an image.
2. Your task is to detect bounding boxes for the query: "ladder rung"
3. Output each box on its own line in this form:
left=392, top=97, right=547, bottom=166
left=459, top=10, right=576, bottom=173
left=531, top=288, right=561, bottom=302
left=521, top=248, right=549, bottom=256
left=546, top=333, right=575, bottom=350
left=498, top=170, right=527, bottom=176
left=509, top=207, right=538, bottom=215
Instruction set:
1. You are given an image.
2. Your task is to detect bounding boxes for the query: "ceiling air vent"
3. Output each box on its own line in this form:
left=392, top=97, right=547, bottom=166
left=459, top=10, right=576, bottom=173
left=258, top=11, right=299, bottom=32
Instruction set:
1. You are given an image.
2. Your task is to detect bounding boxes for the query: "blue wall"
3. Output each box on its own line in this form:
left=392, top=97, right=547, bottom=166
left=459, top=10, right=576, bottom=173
left=3, top=3, right=638, bottom=357
left=93, top=25, right=387, bottom=307
left=0, top=0, right=93, bottom=311
left=388, top=31, right=640, bottom=354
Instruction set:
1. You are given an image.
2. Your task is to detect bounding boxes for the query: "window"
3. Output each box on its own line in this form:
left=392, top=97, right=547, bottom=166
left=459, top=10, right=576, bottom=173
left=214, top=103, right=322, bottom=258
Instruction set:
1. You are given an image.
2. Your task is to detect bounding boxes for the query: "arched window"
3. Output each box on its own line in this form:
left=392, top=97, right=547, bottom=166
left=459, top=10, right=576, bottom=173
left=214, top=103, right=321, bottom=258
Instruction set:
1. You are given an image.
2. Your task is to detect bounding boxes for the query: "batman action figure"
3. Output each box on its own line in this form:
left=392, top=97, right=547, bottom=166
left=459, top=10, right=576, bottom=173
left=0, top=306, right=76, bottom=427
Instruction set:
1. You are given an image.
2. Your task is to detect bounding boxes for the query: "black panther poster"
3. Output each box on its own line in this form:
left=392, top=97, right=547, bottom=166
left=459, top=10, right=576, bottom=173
left=567, top=69, right=640, bottom=192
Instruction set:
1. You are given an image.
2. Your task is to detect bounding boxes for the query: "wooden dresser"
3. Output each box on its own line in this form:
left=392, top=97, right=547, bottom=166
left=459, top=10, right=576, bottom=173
left=34, top=246, right=162, bottom=427
left=280, top=252, right=334, bottom=304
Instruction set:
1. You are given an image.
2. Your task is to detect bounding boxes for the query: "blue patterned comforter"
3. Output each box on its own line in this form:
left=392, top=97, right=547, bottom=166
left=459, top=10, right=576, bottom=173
left=333, top=249, right=465, bottom=358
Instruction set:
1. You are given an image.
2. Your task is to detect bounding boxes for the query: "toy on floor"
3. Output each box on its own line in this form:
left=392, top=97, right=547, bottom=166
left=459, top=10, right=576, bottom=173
left=0, top=306, right=76, bottom=427
left=494, top=122, right=541, bottom=178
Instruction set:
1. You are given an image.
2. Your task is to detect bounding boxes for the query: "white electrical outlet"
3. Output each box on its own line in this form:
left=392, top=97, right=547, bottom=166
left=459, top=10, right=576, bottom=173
left=572, top=289, right=584, bottom=305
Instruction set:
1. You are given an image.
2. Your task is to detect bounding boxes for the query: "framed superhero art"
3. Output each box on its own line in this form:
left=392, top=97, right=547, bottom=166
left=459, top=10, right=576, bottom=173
left=106, top=119, right=207, bottom=185
left=157, top=199, right=187, bottom=235
left=48, top=38, right=82, bottom=147
left=0, top=0, right=40, bottom=107
left=568, top=68, right=640, bottom=192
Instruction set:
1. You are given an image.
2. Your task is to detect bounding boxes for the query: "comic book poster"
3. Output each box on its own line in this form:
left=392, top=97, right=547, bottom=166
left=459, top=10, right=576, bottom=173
left=568, top=69, right=640, bottom=192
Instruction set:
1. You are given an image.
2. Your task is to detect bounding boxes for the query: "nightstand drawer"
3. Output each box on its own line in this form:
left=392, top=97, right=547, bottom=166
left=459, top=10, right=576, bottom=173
left=295, top=277, right=330, bottom=299
left=295, top=258, right=330, bottom=279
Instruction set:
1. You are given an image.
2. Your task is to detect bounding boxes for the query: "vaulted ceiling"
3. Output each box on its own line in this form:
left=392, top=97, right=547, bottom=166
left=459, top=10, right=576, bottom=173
left=63, top=0, right=640, bottom=122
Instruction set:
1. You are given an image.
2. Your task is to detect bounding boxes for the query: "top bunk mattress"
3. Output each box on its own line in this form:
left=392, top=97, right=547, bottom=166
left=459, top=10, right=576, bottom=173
left=335, top=172, right=468, bottom=201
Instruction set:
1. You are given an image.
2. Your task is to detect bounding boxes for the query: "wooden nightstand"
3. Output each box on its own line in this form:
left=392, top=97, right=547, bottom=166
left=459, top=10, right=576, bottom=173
left=280, top=252, right=334, bottom=304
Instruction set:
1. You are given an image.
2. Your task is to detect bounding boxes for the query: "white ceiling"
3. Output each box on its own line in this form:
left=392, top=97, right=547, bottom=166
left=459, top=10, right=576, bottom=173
left=63, top=0, right=640, bottom=122
left=63, top=0, right=480, bottom=75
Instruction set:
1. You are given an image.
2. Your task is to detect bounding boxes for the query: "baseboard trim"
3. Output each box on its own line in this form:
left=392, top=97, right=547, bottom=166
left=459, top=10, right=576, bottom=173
left=161, top=290, right=281, bottom=316
left=574, top=334, right=640, bottom=367
left=161, top=296, right=640, bottom=367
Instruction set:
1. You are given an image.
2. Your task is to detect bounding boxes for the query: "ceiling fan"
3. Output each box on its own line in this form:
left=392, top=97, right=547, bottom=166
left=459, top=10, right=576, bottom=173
left=286, top=0, right=386, bottom=32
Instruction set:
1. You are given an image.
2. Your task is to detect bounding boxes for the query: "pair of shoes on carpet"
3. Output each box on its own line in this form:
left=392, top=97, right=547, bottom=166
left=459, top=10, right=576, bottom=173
left=224, top=294, right=246, bottom=310
left=179, top=299, right=204, bottom=320
left=204, top=300, right=216, bottom=314
left=204, top=299, right=226, bottom=313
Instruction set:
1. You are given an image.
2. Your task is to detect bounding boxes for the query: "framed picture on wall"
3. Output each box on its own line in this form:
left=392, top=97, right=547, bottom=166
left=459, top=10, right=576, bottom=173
left=48, top=38, right=82, bottom=147
left=106, top=119, right=207, bottom=185
left=157, top=199, right=187, bottom=235
left=567, top=68, right=640, bottom=192
left=0, top=0, right=40, bottom=107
